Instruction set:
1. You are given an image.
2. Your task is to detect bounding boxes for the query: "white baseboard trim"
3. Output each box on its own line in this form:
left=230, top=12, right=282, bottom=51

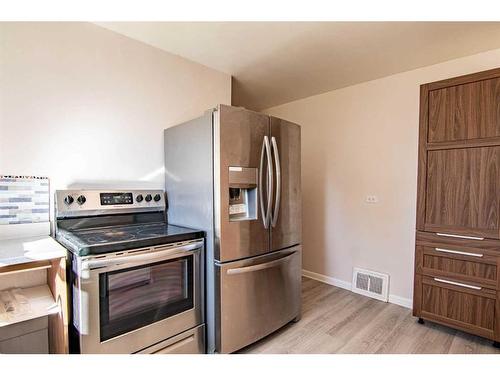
left=302, top=269, right=413, bottom=309
left=388, top=294, right=413, bottom=309
left=302, top=269, right=352, bottom=290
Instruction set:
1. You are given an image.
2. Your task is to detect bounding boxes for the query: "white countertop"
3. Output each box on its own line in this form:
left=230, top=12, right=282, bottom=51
left=0, top=236, right=67, bottom=268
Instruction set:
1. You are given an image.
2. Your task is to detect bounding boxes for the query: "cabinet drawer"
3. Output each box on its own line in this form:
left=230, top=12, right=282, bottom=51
left=417, top=275, right=496, bottom=339
left=416, top=245, right=498, bottom=288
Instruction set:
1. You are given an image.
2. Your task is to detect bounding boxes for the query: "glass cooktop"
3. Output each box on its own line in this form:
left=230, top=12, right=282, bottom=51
left=56, top=223, right=204, bottom=256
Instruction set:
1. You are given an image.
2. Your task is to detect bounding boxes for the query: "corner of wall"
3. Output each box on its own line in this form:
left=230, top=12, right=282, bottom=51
left=302, top=269, right=413, bottom=309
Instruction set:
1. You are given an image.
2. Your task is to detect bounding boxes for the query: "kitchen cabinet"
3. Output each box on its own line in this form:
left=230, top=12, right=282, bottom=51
left=0, top=237, right=68, bottom=354
left=414, top=68, right=500, bottom=346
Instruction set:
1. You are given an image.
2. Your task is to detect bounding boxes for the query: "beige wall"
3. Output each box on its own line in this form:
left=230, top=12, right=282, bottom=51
left=0, top=22, right=230, bottom=198
left=264, top=48, right=500, bottom=305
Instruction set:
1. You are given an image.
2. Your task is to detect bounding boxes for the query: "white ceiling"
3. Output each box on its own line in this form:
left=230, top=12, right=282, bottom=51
left=96, top=22, right=500, bottom=110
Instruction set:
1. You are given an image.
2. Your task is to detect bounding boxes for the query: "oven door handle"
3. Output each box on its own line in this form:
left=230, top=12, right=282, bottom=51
left=84, top=242, right=202, bottom=271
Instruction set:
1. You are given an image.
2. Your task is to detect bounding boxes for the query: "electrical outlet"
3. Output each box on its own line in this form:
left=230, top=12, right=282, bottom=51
left=365, top=195, right=378, bottom=203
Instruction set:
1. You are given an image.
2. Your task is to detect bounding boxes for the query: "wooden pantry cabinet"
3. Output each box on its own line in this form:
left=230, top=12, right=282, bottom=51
left=414, top=68, right=500, bottom=347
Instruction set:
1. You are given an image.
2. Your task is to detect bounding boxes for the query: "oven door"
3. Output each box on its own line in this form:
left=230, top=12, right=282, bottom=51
left=74, top=241, right=203, bottom=354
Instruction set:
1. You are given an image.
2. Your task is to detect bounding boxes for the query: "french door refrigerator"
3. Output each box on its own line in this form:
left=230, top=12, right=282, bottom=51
left=164, top=104, right=301, bottom=353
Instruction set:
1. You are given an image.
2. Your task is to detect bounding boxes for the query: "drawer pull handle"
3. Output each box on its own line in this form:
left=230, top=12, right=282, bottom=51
left=435, top=248, right=483, bottom=258
left=436, top=233, right=484, bottom=241
left=433, top=278, right=482, bottom=290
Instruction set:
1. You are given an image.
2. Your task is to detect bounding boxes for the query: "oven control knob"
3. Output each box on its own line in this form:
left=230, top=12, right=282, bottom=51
left=64, top=195, right=74, bottom=205
left=136, top=194, right=144, bottom=203
left=153, top=194, right=161, bottom=202
left=77, top=195, right=86, bottom=205
left=145, top=194, right=152, bottom=202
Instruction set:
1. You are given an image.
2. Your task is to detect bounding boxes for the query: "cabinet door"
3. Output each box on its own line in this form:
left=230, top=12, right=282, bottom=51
left=424, top=146, right=500, bottom=239
left=417, top=275, right=496, bottom=340
left=428, top=77, right=500, bottom=143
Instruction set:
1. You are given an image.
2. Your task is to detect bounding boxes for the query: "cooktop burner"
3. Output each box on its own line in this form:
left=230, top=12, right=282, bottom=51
left=74, top=224, right=173, bottom=244
left=56, top=223, right=204, bottom=256
left=84, top=231, right=137, bottom=244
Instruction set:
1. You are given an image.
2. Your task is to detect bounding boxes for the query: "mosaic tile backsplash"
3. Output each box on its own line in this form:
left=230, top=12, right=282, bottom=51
left=0, top=176, right=50, bottom=225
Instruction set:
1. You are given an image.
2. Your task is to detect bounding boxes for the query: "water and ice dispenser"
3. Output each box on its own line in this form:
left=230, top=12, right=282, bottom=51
left=228, top=166, right=258, bottom=221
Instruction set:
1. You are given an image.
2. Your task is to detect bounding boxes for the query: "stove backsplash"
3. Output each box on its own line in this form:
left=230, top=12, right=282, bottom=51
left=0, top=176, right=50, bottom=225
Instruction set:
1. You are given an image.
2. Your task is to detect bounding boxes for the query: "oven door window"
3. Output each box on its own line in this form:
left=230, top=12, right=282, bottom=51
left=99, top=255, right=193, bottom=342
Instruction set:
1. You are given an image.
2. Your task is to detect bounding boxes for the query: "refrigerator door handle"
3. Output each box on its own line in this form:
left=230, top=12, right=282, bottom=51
left=226, top=250, right=296, bottom=275
left=259, top=136, right=266, bottom=227
left=271, top=136, right=281, bottom=227
left=259, top=135, right=272, bottom=228
left=265, top=135, right=273, bottom=228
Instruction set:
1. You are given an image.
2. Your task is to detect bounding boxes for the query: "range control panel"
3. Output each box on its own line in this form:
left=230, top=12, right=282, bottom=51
left=55, top=189, right=165, bottom=218
left=100, top=192, right=134, bottom=205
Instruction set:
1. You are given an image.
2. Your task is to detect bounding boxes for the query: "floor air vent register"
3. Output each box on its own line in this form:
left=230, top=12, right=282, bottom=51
left=351, top=267, right=389, bottom=302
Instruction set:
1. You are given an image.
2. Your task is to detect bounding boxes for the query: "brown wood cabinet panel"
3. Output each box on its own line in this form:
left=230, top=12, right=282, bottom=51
left=419, top=276, right=496, bottom=339
left=416, top=230, right=500, bottom=253
left=428, top=77, right=500, bottom=143
left=426, top=136, right=500, bottom=151
left=496, top=291, right=500, bottom=341
left=416, top=84, right=430, bottom=231
left=413, top=273, right=423, bottom=317
left=423, top=254, right=496, bottom=281
left=498, top=257, right=500, bottom=291
left=416, top=245, right=498, bottom=288
left=424, top=147, right=500, bottom=239
left=426, top=67, right=500, bottom=91
left=415, top=68, right=500, bottom=343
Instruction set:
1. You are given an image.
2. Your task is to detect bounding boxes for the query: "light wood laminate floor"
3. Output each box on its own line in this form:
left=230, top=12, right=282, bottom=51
left=240, top=277, right=500, bottom=354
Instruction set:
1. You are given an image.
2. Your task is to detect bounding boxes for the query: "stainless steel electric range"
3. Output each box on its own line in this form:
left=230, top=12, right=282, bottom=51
left=54, top=189, right=205, bottom=354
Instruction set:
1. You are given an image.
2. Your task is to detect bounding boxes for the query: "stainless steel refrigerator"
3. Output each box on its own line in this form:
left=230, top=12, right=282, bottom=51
left=164, top=104, right=301, bottom=353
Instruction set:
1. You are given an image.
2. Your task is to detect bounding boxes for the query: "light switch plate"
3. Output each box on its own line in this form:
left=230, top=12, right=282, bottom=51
left=365, top=195, right=378, bottom=203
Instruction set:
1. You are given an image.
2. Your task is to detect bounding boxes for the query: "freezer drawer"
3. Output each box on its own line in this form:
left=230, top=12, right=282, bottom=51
left=136, top=325, right=205, bottom=354
left=215, top=246, right=302, bottom=353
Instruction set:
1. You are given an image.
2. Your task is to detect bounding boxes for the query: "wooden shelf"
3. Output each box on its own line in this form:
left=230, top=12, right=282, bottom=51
left=0, top=285, right=59, bottom=328
left=0, top=260, right=52, bottom=276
